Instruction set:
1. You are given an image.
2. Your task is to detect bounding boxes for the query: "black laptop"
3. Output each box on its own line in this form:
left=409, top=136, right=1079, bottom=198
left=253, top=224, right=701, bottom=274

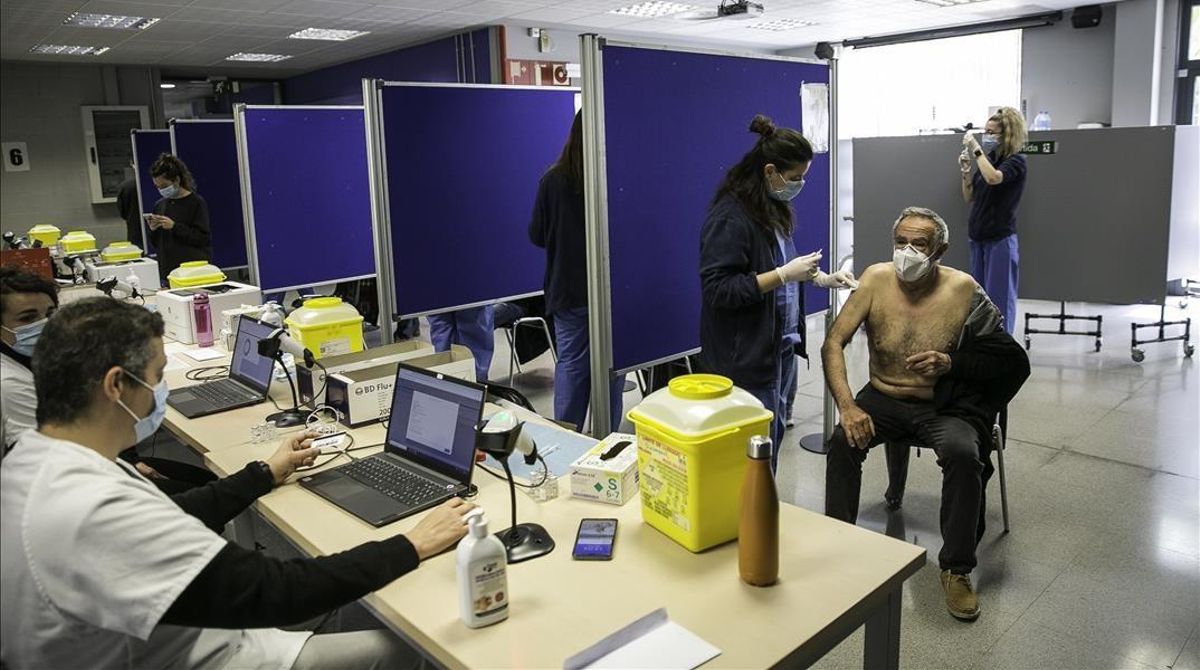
left=298, top=363, right=484, bottom=527
left=167, top=316, right=275, bottom=419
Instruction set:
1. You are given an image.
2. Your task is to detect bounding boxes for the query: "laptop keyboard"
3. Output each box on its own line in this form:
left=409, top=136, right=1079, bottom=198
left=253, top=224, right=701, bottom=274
left=190, top=379, right=259, bottom=406
left=341, top=457, right=453, bottom=507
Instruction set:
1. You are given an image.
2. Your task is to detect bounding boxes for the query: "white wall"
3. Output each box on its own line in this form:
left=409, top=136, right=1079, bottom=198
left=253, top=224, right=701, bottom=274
left=1112, top=0, right=1178, bottom=126
left=1022, top=8, right=1116, bottom=128
left=0, top=62, right=162, bottom=248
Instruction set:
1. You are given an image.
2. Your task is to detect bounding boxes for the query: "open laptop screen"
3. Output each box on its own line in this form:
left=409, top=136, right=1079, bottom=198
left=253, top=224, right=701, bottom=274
left=229, top=317, right=276, bottom=394
left=385, top=364, right=484, bottom=484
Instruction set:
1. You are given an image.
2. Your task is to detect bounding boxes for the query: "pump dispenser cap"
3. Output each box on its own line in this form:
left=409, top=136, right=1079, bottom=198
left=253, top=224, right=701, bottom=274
left=466, top=510, right=489, bottom=538
left=748, top=436, right=772, bottom=460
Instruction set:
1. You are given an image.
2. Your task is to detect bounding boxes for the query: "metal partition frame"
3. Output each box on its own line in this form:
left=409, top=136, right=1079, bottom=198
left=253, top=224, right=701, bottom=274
left=234, top=103, right=375, bottom=293
left=581, top=36, right=837, bottom=438
left=130, top=128, right=170, bottom=253
left=168, top=118, right=248, bottom=271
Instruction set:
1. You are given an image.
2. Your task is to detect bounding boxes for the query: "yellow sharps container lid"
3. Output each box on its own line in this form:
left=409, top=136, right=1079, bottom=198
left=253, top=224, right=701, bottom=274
left=668, top=374, right=733, bottom=400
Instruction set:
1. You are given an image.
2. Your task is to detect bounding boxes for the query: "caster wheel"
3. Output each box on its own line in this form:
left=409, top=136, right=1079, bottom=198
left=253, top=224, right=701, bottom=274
left=1185, top=343, right=1195, bottom=358
left=1023, top=336, right=1031, bottom=350
left=1095, top=339, right=1102, bottom=352
left=1131, top=348, right=1145, bottom=363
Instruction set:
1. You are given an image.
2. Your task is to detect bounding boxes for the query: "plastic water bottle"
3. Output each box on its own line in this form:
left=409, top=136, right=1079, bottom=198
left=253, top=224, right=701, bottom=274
left=192, top=294, right=214, bottom=347
left=1032, top=111, right=1051, bottom=131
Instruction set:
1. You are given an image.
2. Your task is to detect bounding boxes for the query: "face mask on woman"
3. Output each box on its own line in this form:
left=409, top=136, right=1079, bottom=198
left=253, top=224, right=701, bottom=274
left=768, top=170, right=806, bottom=202
left=158, top=183, right=180, bottom=199
left=980, top=133, right=1000, bottom=155
left=1, top=318, right=46, bottom=357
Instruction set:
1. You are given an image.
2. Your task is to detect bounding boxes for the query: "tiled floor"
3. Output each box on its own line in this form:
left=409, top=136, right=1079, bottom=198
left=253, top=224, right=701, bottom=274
left=497, top=297, right=1199, bottom=670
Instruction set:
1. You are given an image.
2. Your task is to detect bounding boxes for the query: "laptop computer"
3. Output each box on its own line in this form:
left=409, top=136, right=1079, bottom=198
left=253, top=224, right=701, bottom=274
left=167, top=316, right=276, bottom=419
left=298, top=363, right=484, bottom=527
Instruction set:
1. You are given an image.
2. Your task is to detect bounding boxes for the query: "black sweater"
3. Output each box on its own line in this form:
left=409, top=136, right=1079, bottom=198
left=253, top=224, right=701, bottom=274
left=528, top=168, right=588, bottom=315
left=698, top=194, right=806, bottom=390
left=151, top=192, right=213, bottom=282
left=159, top=464, right=420, bottom=628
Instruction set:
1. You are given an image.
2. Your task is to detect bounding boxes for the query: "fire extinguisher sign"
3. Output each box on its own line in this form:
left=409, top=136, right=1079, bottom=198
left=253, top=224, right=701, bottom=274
left=3, top=142, right=30, bottom=172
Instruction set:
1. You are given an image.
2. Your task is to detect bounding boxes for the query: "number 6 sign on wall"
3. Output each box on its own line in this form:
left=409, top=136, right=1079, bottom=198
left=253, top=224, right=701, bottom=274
left=2, top=142, right=30, bottom=172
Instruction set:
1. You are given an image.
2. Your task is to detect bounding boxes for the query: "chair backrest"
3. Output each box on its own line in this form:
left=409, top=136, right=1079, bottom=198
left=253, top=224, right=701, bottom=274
left=485, top=382, right=536, bottom=412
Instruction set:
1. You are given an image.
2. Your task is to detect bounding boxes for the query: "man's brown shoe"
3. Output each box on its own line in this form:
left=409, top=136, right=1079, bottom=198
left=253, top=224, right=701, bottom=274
left=941, top=570, right=981, bottom=621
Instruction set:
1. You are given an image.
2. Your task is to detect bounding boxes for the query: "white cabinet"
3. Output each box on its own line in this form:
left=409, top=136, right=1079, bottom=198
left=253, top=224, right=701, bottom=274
left=81, top=105, right=150, bottom=204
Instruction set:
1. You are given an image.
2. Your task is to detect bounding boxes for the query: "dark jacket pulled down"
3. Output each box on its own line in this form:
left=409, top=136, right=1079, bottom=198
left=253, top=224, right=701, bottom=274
left=698, top=194, right=806, bottom=390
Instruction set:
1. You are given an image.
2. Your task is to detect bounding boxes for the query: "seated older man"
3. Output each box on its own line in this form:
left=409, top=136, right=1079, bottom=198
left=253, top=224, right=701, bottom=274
left=821, top=206, right=1028, bottom=621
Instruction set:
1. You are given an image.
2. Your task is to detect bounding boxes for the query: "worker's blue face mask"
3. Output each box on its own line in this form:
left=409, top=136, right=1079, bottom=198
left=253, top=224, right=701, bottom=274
left=117, top=369, right=168, bottom=445
left=981, top=134, right=1000, bottom=155
left=768, top=170, right=806, bottom=202
left=158, top=183, right=179, bottom=199
left=2, top=318, right=46, bottom=357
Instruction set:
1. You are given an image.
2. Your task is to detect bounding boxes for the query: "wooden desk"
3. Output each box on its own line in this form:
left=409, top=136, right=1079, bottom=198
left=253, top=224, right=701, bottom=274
left=205, top=426, right=925, bottom=670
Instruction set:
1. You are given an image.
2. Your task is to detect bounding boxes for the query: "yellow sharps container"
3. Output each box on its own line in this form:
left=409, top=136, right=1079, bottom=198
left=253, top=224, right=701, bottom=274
left=167, top=261, right=226, bottom=289
left=285, top=297, right=364, bottom=360
left=626, top=374, right=773, bottom=552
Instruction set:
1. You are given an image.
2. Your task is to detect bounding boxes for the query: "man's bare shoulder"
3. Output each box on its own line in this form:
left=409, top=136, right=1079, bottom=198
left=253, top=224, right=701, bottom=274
left=938, top=265, right=979, bottom=293
left=858, top=262, right=895, bottom=288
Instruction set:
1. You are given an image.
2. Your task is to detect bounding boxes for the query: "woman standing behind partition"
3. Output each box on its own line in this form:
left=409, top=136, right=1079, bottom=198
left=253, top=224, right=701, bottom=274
left=529, top=111, right=623, bottom=432
left=147, top=154, right=213, bottom=285
left=699, top=115, right=854, bottom=470
left=960, top=107, right=1028, bottom=334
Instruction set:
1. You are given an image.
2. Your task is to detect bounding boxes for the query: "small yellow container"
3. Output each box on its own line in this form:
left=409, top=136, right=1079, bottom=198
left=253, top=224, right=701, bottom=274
left=167, top=261, right=226, bottom=289
left=626, top=374, right=773, bottom=553
left=58, top=230, right=97, bottom=254
left=285, top=297, right=364, bottom=360
left=100, top=241, right=143, bottom=263
left=27, top=224, right=61, bottom=248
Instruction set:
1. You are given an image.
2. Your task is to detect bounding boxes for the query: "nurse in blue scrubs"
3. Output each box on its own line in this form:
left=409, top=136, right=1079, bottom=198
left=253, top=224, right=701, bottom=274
left=427, top=308, right=494, bottom=382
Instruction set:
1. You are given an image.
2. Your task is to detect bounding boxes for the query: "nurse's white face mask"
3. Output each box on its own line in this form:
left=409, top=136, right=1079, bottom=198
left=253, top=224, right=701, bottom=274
left=893, top=245, right=934, bottom=283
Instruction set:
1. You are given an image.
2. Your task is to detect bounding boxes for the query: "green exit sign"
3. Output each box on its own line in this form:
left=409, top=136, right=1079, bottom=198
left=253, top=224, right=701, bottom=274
left=1021, top=141, right=1058, bottom=155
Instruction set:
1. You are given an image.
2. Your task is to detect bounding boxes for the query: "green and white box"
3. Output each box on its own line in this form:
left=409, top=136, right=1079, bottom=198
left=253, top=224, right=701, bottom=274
left=569, top=433, right=639, bottom=506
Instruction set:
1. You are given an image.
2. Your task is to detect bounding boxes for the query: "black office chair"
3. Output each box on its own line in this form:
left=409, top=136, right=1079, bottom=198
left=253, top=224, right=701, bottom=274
left=493, top=299, right=557, bottom=385
left=485, top=382, right=536, bottom=413
left=882, top=412, right=1011, bottom=533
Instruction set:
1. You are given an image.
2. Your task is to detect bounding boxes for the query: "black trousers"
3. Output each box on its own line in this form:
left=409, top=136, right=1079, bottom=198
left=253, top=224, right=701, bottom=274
left=824, top=384, right=984, bottom=573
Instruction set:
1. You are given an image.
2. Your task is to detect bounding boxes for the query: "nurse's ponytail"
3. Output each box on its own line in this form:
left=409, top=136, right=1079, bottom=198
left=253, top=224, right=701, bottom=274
left=150, top=153, right=196, bottom=192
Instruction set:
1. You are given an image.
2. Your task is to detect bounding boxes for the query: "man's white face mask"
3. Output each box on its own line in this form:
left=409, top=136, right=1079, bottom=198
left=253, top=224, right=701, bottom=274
left=893, top=245, right=934, bottom=282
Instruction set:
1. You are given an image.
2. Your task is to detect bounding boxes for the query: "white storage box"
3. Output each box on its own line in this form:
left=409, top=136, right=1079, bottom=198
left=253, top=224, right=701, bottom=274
left=569, top=433, right=639, bottom=506
left=84, top=258, right=160, bottom=291
left=158, top=282, right=263, bottom=345
left=297, top=339, right=434, bottom=407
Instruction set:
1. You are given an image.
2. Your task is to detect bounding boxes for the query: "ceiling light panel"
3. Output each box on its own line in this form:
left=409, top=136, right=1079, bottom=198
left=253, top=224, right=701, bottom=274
left=288, top=27, right=369, bottom=40
left=29, top=44, right=110, bottom=55
left=609, top=2, right=698, bottom=18
left=913, top=0, right=992, bottom=6
left=226, top=52, right=292, bottom=62
left=63, top=13, right=161, bottom=30
left=747, top=18, right=817, bottom=30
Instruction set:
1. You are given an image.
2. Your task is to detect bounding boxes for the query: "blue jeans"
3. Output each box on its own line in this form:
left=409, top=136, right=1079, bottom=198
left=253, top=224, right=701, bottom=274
left=969, top=234, right=1019, bottom=335
left=552, top=307, right=624, bottom=433
left=743, top=347, right=795, bottom=472
left=427, top=306, right=494, bottom=382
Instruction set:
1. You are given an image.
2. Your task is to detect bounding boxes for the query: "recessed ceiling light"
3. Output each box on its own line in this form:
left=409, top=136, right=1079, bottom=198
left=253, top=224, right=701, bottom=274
left=63, top=13, right=160, bottom=30
left=160, top=83, right=177, bottom=89
left=226, top=52, right=292, bottom=62
left=288, top=27, right=369, bottom=41
left=747, top=18, right=817, bottom=31
left=914, top=0, right=991, bottom=6
left=29, top=44, right=110, bottom=56
left=609, top=2, right=698, bottom=18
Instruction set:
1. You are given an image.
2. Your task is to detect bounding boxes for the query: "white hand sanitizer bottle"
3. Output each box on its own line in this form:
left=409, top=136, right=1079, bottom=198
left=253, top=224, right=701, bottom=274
left=456, top=512, right=509, bottom=628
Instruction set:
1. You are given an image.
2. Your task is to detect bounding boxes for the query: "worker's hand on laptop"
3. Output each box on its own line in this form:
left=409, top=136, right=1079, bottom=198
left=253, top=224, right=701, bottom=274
left=265, top=430, right=321, bottom=485
left=840, top=403, right=875, bottom=450
left=407, top=498, right=477, bottom=560
left=905, top=351, right=952, bottom=378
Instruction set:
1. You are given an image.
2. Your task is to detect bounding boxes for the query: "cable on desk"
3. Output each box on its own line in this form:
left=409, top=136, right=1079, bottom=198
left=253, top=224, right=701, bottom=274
left=474, top=452, right=549, bottom=489
left=185, top=365, right=229, bottom=382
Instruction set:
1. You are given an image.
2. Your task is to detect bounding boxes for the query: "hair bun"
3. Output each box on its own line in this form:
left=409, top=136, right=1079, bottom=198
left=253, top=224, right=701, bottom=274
left=749, top=114, right=776, bottom=138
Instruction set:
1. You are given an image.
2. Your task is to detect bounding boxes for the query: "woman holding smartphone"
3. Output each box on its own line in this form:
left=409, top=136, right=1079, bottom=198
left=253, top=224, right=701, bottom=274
left=146, top=153, right=213, bottom=285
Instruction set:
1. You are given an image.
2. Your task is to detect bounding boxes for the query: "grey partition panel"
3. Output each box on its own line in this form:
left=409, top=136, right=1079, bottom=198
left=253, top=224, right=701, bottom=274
left=1167, top=125, right=1199, bottom=283
left=854, top=127, right=1181, bottom=305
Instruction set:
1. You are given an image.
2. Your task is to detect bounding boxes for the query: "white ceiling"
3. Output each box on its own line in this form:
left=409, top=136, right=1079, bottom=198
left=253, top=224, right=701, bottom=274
left=0, top=0, right=1099, bottom=77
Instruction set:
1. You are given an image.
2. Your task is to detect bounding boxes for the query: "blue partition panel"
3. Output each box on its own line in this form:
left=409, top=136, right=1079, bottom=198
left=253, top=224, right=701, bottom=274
left=170, top=120, right=248, bottom=269
left=380, top=84, right=576, bottom=316
left=131, top=129, right=171, bottom=254
left=602, top=45, right=830, bottom=372
left=242, top=107, right=374, bottom=292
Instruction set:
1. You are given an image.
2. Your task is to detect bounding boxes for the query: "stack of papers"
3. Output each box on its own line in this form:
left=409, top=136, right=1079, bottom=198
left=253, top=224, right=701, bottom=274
left=563, top=608, right=721, bottom=670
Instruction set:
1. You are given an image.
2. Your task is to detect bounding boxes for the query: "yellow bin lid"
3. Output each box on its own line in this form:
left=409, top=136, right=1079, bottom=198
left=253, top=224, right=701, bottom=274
left=668, top=374, right=733, bottom=400
left=628, top=374, right=772, bottom=443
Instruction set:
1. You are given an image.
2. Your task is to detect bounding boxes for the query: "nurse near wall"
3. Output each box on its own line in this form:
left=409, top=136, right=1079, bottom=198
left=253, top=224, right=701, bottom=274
left=698, top=115, right=854, bottom=470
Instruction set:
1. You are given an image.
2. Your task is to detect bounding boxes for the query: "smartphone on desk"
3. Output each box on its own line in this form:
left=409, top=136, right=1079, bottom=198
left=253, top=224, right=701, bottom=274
left=572, top=518, right=618, bottom=561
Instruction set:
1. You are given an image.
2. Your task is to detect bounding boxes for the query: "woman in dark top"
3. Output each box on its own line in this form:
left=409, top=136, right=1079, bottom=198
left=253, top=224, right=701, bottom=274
left=699, top=115, right=853, bottom=470
left=147, top=153, right=213, bottom=284
left=529, top=111, right=623, bottom=432
left=960, top=107, right=1028, bottom=334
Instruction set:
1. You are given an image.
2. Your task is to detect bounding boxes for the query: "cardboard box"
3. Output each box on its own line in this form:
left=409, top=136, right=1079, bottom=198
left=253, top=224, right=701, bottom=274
left=297, top=339, right=434, bottom=407
left=569, top=433, right=639, bottom=506
left=403, top=344, right=476, bottom=383
left=158, top=282, right=262, bottom=345
left=325, top=362, right=400, bottom=427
